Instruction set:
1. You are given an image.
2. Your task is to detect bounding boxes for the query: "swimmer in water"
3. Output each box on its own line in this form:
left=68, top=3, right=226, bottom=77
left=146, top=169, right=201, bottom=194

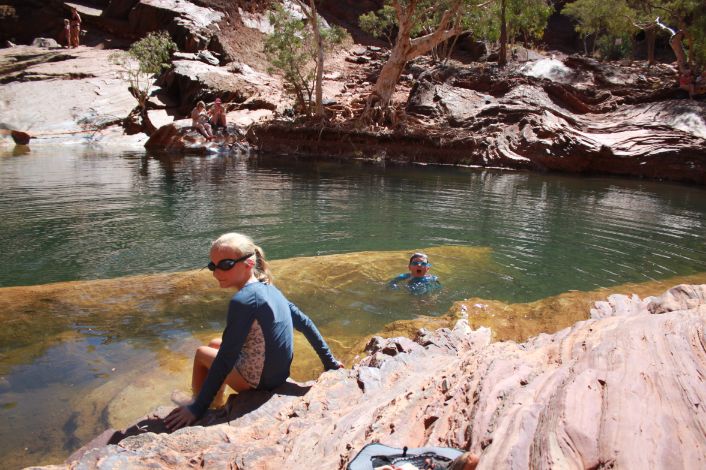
left=388, top=252, right=441, bottom=295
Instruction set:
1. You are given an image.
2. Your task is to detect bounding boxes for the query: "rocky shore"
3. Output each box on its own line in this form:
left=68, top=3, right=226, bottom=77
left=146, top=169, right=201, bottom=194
left=29, top=283, right=706, bottom=469
left=2, top=1, right=705, bottom=183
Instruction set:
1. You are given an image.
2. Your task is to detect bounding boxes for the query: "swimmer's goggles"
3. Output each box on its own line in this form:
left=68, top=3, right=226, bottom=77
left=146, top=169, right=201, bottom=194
left=409, top=261, right=431, bottom=267
left=207, top=253, right=254, bottom=271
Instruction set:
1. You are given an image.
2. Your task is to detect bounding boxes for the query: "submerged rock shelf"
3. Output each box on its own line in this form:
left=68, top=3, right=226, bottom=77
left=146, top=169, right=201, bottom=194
left=50, top=284, right=706, bottom=469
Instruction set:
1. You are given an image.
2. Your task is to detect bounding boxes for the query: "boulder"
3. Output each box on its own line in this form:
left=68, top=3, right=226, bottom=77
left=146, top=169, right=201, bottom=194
left=0, top=46, right=145, bottom=147
left=103, top=0, right=140, bottom=20
left=161, top=59, right=259, bottom=111
left=31, top=37, right=60, bottom=48
left=48, top=284, right=706, bottom=469
left=127, top=0, right=224, bottom=52
left=144, top=119, right=248, bottom=153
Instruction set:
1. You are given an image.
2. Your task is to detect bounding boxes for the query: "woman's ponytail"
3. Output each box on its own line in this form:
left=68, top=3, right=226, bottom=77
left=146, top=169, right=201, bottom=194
left=253, top=245, right=273, bottom=284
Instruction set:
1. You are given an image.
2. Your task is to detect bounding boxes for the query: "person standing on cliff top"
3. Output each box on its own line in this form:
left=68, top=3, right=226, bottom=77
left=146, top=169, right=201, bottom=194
left=69, top=7, right=81, bottom=48
left=388, top=252, right=441, bottom=295
left=164, top=232, right=343, bottom=431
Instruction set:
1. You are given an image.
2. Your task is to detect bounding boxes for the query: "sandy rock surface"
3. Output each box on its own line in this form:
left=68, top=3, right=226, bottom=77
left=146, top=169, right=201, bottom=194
left=0, top=46, right=146, bottom=147
left=44, top=284, right=706, bottom=469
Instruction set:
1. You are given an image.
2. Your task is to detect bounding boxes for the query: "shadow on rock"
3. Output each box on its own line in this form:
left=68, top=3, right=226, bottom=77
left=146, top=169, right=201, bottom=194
left=67, top=380, right=312, bottom=464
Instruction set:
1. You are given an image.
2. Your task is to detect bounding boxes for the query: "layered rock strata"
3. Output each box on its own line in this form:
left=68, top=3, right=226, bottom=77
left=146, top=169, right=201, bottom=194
left=50, top=284, right=706, bottom=469
left=252, top=58, right=706, bottom=184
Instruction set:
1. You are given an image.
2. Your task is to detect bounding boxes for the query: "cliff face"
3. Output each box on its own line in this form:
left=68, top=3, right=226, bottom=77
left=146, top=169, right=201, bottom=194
left=53, top=284, right=706, bottom=469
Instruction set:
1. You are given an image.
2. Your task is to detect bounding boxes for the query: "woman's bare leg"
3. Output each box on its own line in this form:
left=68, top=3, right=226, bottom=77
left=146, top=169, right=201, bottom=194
left=192, top=340, right=251, bottom=405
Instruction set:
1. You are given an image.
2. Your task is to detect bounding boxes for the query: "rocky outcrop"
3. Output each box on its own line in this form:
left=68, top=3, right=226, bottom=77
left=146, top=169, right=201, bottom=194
left=251, top=57, right=706, bottom=184
left=49, top=284, right=706, bottom=469
left=160, top=58, right=273, bottom=111
left=125, top=0, right=223, bottom=52
left=0, top=46, right=147, bottom=147
left=144, top=118, right=250, bottom=153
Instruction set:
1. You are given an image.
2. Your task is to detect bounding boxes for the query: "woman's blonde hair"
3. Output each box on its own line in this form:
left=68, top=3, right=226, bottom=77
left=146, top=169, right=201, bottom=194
left=211, top=232, right=273, bottom=284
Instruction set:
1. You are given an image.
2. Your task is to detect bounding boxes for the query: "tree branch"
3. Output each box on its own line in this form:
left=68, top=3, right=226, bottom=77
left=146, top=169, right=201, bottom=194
left=655, top=16, right=676, bottom=37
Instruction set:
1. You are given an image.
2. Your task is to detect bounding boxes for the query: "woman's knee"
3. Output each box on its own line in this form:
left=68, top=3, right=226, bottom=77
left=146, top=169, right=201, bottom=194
left=208, top=338, right=222, bottom=348
left=194, top=345, right=217, bottom=365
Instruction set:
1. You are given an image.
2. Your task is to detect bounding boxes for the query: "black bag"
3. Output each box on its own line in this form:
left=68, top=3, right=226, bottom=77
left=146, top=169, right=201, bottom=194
left=347, top=443, right=464, bottom=470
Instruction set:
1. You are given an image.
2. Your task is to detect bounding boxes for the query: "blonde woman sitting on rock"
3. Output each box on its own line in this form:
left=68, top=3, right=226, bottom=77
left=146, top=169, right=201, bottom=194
left=164, top=232, right=343, bottom=430
left=190, top=100, right=214, bottom=140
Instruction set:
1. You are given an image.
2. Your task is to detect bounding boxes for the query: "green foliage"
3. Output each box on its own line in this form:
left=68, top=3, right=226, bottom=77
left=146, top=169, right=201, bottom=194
left=595, top=34, right=632, bottom=60
left=128, top=31, right=177, bottom=74
left=109, top=31, right=177, bottom=110
left=691, top=11, right=706, bottom=67
left=359, top=5, right=397, bottom=46
left=264, top=4, right=346, bottom=116
left=562, top=0, right=635, bottom=55
left=461, top=3, right=500, bottom=43
left=359, top=0, right=551, bottom=59
left=506, top=0, right=553, bottom=44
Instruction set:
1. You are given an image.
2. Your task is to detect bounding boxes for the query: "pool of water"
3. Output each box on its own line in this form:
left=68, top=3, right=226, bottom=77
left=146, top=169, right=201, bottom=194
left=1, top=146, right=705, bottom=468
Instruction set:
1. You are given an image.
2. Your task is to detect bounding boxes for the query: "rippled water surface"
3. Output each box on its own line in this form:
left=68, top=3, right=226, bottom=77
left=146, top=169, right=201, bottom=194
left=1, top=146, right=705, bottom=468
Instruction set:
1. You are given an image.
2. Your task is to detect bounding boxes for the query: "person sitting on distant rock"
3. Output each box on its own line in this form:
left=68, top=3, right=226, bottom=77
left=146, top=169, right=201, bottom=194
left=679, top=67, right=695, bottom=99
left=388, top=252, right=441, bottom=295
left=163, top=232, right=343, bottom=431
left=208, top=97, right=227, bottom=131
left=191, top=100, right=214, bottom=140
left=59, top=19, right=70, bottom=48
left=69, top=7, right=81, bottom=48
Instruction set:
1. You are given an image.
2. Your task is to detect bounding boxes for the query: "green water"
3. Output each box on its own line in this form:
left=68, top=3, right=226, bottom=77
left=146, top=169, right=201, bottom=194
left=1, top=146, right=705, bottom=468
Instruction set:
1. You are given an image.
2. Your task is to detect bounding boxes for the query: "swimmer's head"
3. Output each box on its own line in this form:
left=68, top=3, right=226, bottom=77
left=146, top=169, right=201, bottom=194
left=408, top=252, right=431, bottom=278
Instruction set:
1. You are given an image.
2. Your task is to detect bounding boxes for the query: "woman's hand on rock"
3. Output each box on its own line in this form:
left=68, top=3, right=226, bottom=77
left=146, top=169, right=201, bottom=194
left=164, top=405, right=196, bottom=431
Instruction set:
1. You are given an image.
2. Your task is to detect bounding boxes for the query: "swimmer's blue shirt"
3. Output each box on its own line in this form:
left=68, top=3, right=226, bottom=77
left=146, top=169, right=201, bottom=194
left=388, top=273, right=442, bottom=295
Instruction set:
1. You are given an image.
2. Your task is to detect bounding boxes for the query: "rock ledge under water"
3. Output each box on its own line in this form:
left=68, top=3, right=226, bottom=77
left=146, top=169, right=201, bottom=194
left=42, top=284, right=706, bottom=469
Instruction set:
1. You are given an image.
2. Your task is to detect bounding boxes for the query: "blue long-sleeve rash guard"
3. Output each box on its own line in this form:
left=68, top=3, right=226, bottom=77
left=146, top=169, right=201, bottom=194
left=188, top=281, right=340, bottom=418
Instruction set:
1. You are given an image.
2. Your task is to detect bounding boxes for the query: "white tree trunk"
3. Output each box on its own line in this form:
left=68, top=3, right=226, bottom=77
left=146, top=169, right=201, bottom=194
left=362, top=0, right=462, bottom=121
left=309, top=0, right=324, bottom=117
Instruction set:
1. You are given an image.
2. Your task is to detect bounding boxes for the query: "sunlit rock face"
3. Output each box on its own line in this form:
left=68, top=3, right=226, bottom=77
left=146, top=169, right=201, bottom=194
left=49, top=283, right=706, bottom=469
left=0, top=47, right=145, bottom=148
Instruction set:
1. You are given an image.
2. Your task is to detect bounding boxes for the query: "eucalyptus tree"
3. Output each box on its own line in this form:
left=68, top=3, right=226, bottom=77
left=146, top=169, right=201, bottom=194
left=109, top=31, right=177, bottom=113
left=358, top=0, right=553, bottom=122
left=358, top=0, right=467, bottom=123
left=563, top=0, right=705, bottom=71
left=264, top=2, right=346, bottom=117
left=646, top=0, right=706, bottom=72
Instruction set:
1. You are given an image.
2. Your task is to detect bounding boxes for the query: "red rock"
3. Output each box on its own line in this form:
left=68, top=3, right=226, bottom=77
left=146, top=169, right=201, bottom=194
left=50, top=284, right=706, bottom=469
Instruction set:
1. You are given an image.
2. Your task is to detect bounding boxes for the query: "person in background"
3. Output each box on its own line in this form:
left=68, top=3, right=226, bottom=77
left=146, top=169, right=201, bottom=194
left=59, top=19, right=70, bottom=48
left=388, top=252, right=441, bottom=295
left=69, top=7, right=81, bottom=48
left=190, top=100, right=214, bottom=140
left=164, top=232, right=343, bottom=430
left=209, top=97, right=227, bottom=132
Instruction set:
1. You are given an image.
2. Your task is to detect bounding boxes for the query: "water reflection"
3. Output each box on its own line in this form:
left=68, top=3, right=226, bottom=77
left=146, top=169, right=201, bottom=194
left=2, top=149, right=706, bottom=302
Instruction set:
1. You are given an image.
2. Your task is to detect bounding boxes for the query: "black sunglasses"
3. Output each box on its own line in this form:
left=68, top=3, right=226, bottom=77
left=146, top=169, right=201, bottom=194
left=207, top=253, right=254, bottom=271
